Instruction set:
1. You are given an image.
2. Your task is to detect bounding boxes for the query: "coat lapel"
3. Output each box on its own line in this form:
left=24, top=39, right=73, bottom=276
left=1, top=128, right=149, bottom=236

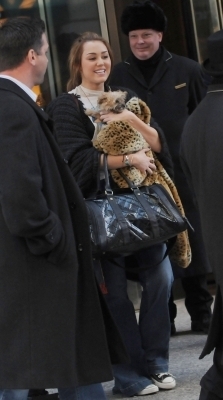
left=124, top=57, right=148, bottom=89
left=0, top=78, right=49, bottom=122
left=125, top=49, right=172, bottom=91
left=148, top=50, right=172, bottom=90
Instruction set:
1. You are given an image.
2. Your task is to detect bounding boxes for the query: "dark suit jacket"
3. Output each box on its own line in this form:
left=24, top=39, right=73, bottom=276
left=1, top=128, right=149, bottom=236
left=0, top=78, right=128, bottom=388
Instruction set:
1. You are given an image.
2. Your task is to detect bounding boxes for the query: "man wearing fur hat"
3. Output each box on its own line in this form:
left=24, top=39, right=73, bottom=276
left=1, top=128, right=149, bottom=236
left=110, top=0, right=213, bottom=335
left=181, top=29, right=223, bottom=400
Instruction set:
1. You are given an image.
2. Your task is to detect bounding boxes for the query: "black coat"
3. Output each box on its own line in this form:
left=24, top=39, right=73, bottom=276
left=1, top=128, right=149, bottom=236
left=0, top=78, right=128, bottom=389
left=181, top=84, right=223, bottom=356
left=110, top=48, right=211, bottom=276
left=46, top=86, right=173, bottom=198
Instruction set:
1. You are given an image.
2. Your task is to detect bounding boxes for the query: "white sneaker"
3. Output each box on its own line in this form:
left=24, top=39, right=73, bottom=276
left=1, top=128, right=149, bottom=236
left=151, top=373, right=176, bottom=389
left=137, top=384, right=159, bottom=395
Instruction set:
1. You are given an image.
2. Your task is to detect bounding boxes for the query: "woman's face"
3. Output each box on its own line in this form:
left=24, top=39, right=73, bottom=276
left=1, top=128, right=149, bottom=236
left=80, top=40, right=111, bottom=90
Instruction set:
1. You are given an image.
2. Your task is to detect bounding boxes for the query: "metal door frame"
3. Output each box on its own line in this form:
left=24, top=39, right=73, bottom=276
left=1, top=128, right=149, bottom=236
left=37, top=0, right=56, bottom=98
left=189, top=0, right=221, bottom=63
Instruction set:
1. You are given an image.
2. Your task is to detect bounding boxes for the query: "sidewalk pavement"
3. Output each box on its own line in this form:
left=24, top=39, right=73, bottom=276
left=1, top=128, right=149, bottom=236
left=102, top=297, right=214, bottom=400
left=46, top=297, right=214, bottom=400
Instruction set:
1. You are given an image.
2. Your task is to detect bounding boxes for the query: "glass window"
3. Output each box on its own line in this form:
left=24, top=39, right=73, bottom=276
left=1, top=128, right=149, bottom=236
left=190, top=0, right=220, bottom=62
left=45, top=0, right=102, bottom=94
left=0, top=0, right=38, bottom=19
left=0, top=0, right=104, bottom=104
left=0, top=0, right=54, bottom=106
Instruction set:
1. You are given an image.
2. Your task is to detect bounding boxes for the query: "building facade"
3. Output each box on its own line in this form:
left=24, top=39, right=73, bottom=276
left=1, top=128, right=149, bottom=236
left=0, top=0, right=219, bottom=305
left=0, top=0, right=222, bottom=104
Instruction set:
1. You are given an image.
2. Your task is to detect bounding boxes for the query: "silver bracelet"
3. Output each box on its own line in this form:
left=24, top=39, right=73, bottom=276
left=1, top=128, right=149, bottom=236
left=124, top=155, right=131, bottom=167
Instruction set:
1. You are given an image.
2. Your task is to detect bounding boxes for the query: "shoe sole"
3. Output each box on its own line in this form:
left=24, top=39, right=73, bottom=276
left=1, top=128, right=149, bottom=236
left=113, top=385, right=159, bottom=396
left=137, top=385, right=159, bottom=395
left=151, top=379, right=176, bottom=390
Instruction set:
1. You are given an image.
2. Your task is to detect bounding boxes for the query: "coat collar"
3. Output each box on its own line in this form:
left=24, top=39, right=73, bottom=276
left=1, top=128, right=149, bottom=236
left=207, top=83, right=223, bottom=94
left=124, top=47, right=172, bottom=90
left=0, top=78, right=49, bottom=122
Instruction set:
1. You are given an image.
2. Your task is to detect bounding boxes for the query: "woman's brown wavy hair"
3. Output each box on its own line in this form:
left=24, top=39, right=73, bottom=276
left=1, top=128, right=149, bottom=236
left=67, top=31, right=114, bottom=91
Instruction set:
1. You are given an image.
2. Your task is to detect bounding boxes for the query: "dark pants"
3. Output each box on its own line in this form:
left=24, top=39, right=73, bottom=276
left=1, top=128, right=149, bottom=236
left=101, top=244, right=173, bottom=397
left=200, top=388, right=223, bottom=400
left=169, top=274, right=213, bottom=322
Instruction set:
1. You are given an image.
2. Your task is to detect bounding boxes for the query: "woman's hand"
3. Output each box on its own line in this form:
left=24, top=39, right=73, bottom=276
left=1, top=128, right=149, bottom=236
left=131, top=149, right=156, bottom=174
left=105, top=149, right=156, bottom=173
left=99, top=109, right=135, bottom=124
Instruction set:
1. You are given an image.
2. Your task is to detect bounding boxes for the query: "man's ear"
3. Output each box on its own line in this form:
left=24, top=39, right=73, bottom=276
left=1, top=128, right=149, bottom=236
left=159, top=32, right=163, bottom=42
left=28, top=49, right=36, bottom=65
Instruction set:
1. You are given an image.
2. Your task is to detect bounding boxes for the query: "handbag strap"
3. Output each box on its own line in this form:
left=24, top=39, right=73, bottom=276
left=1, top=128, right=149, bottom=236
left=149, top=184, right=194, bottom=231
left=102, top=156, right=131, bottom=245
left=98, top=157, right=177, bottom=269
left=116, top=168, right=160, bottom=237
left=117, top=169, right=193, bottom=232
left=102, top=156, right=158, bottom=244
left=103, top=154, right=113, bottom=194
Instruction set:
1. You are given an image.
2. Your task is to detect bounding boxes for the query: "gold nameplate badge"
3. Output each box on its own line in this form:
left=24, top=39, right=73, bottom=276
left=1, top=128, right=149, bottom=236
left=175, top=83, right=187, bottom=89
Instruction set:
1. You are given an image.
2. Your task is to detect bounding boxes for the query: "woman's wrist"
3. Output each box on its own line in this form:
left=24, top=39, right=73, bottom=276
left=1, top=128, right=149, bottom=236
left=122, top=154, right=134, bottom=167
left=107, top=154, right=133, bottom=170
left=127, top=111, right=137, bottom=125
left=129, top=154, right=134, bottom=166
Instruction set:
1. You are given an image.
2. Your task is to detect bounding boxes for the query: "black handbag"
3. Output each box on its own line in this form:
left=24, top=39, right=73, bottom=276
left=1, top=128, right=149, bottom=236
left=85, top=156, right=190, bottom=260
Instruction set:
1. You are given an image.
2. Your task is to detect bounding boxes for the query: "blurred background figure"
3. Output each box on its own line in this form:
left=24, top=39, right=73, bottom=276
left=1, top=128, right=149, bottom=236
left=181, top=28, right=223, bottom=400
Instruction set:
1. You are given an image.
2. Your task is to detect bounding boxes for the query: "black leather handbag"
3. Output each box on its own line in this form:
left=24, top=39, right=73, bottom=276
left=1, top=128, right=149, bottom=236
left=85, top=156, right=190, bottom=260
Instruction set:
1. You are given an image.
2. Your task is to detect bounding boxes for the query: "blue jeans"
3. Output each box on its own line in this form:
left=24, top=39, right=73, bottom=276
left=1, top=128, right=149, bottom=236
left=101, top=243, right=173, bottom=396
left=58, top=385, right=106, bottom=400
left=0, top=384, right=106, bottom=400
left=0, top=390, right=29, bottom=400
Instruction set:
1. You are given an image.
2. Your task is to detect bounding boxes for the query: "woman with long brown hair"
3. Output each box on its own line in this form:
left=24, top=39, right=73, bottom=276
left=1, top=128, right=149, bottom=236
left=47, top=31, right=176, bottom=397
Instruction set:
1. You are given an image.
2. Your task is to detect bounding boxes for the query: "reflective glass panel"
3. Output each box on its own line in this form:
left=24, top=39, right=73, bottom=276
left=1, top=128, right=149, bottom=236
left=190, top=0, right=220, bottom=62
left=45, top=0, right=102, bottom=94
left=0, top=0, right=103, bottom=103
left=0, top=0, right=54, bottom=105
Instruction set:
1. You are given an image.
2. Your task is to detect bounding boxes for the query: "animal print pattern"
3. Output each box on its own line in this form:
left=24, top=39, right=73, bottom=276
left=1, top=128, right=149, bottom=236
left=92, top=95, right=191, bottom=268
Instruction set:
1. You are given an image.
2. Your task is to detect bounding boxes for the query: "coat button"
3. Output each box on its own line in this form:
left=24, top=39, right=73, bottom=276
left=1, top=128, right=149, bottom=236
left=70, top=202, right=76, bottom=209
left=78, top=243, right=83, bottom=251
left=148, top=91, right=152, bottom=95
left=64, top=158, right=68, bottom=164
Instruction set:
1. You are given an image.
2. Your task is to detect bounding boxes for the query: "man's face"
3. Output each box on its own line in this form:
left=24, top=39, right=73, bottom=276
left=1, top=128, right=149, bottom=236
left=33, top=33, right=49, bottom=85
left=129, top=29, right=163, bottom=60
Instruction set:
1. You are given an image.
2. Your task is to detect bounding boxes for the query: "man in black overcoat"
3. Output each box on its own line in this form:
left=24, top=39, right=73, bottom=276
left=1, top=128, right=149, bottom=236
left=0, top=16, right=127, bottom=400
left=181, top=29, right=223, bottom=400
left=109, top=0, right=213, bottom=334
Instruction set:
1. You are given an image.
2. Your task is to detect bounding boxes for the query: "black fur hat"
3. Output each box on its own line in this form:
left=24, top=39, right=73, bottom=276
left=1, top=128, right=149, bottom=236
left=202, top=29, right=223, bottom=76
left=121, top=0, right=167, bottom=36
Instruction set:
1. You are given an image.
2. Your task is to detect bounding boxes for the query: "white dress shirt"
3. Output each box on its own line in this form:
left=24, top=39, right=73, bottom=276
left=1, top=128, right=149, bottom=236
left=0, top=75, right=37, bottom=102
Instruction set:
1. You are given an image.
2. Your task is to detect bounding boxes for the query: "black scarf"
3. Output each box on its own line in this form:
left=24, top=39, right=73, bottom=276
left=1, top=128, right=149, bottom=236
left=132, top=46, right=163, bottom=85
